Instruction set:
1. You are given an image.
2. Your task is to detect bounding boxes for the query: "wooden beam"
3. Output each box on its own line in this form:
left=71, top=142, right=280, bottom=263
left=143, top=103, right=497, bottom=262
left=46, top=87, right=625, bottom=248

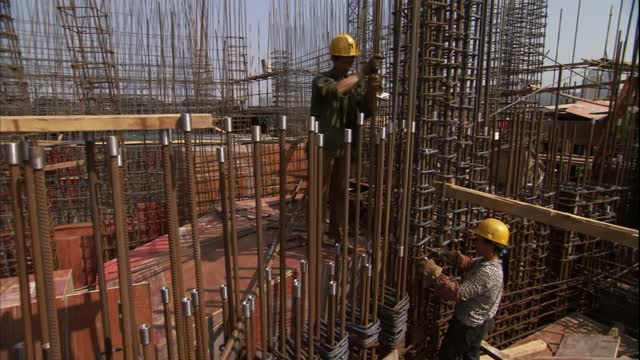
left=481, top=341, right=513, bottom=360
left=442, top=183, right=638, bottom=249
left=0, top=114, right=214, bottom=133
left=481, top=340, right=548, bottom=360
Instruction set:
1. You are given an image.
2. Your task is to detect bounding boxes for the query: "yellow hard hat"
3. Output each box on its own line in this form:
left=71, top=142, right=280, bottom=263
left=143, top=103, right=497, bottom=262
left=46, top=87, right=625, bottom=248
left=329, top=33, right=360, bottom=57
left=471, top=218, right=510, bottom=247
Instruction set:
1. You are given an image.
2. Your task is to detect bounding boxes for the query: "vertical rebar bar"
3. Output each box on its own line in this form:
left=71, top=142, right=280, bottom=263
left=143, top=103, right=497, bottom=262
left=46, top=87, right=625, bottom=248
left=351, top=113, right=365, bottom=320
left=243, top=301, right=253, bottom=360
left=248, top=295, right=257, bottom=357
left=278, top=115, right=288, bottom=356
left=106, top=138, right=139, bottom=360
left=341, top=129, right=352, bottom=337
left=265, top=268, right=274, bottom=353
left=315, top=132, right=324, bottom=336
left=223, top=117, right=242, bottom=320
left=6, top=143, right=34, bottom=360
left=139, top=324, right=153, bottom=360
left=293, top=279, right=302, bottom=359
left=85, top=140, right=112, bottom=360
left=22, top=142, right=50, bottom=358
left=306, top=117, right=317, bottom=358
left=218, top=147, right=238, bottom=327
left=160, top=130, right=187, bottom=357
left=191, top=289, right=204, bottom=360
left=181, top=114, right=209, bottom=360
left=251, top=125, right=268, bottom=358
left=220, top=284, right=231, bottom=341
left=183, top=297, right=196, bottom=360
left=161, top=287, right=176, bottom=360
left=370, top=128, right=386, bottom=360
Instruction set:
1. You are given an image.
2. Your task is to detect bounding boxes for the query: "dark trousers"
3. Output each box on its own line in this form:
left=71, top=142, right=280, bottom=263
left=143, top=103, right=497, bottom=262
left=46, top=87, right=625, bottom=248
left=321, top=153, right=347, bottom=241
left=439, top=316, right=493, bottom=360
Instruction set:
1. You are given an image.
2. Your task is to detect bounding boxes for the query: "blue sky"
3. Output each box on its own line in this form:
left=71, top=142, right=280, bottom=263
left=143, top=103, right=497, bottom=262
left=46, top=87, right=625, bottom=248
left=545, top=0, right=638, bottom=65
left=242, top=0, right=639, bottom=77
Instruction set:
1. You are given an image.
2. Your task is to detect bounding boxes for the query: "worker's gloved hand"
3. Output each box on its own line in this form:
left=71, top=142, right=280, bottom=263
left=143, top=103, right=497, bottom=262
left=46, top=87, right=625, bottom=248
left=428, top=247, right=456, bottom=263
left=417, top=257, right=442, bottom=281
left=362, top=54, right=384, bottom=75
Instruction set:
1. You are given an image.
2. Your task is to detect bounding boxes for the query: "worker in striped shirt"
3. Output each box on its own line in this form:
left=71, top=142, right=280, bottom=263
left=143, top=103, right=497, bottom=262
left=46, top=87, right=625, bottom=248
left=419, top=218, right=510, bottom=360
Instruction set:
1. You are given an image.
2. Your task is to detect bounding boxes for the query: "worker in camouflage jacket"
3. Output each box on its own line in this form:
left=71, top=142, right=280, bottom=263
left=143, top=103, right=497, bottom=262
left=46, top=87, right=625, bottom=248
left=310, top=33, right=381, bottom=242
left=419, top=218, right=511, bottom=360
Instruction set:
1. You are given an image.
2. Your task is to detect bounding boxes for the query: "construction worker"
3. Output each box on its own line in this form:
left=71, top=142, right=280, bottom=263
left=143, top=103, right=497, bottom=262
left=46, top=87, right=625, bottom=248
left=418, top=218, right=510, bottom=360
left=310, top=33, right=381, bottom=242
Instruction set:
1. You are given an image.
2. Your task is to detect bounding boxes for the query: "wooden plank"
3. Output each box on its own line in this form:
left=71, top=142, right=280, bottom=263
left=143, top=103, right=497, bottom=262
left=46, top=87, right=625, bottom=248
left=480, top=340, right=547, bottom=360
left=0, top=283, right=152, bottom=359
left=1, top=113, right=214, bottom=133
left=481, top=340, right=513, bottom=360
left=442, top=183, right=638, bottom=249
left=555, top=334, right=620, bottom=358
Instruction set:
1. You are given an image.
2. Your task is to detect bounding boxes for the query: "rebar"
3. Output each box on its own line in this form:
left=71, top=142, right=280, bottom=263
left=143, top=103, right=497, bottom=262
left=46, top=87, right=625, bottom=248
left=22, top=142, right=50, bottom=358
left=251, top=125, right=268, bottom=357
left=341, top=129, right=352, bottom=338
left=139, top=324, right=153, bottom=360
left=86, top=140, right=112, bottom=360
left=277, top=115, right=288, bottom=356
left=182, top=113, right=209, bottom=360
left=6, top=143, right=34, bottom=360
left=183, top=297, right=196, bottom=360
left=161, top=287, right=176, bottom=360
left=160, top=130, right=187, bottom=357
left=106, top=138, right=139, bottom=360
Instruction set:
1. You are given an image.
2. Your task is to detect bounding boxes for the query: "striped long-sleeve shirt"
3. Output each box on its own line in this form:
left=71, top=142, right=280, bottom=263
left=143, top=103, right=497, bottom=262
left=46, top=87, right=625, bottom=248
left=434, top=253, right=503, bottom=327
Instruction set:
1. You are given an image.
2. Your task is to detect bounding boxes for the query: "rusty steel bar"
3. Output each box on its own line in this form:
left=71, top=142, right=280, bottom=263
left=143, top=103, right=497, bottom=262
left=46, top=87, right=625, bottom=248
left=265, top=268, right=274, bottom=353
left=315, top=131, right=324, bottom=336
left=371, top=128, right=386, bottom=316
left=398, top=0, right=420, bottom=300
left=183, top=297, right=196, bottom=360
left=139, top=324, right=153, bottom=360
left=371, top=128, right=386, bottom=360
left=306, top=117, right=317, bottom=359
left=161, top=287, right=176, bottom=360
left=22, top=142, right=50, bottom=358
left=221, top=284, right=231, bottom=341
left=380, top=123, right=394, bottom=298
left=399, top=122, right=416, bottom=298
left=106, top=137, right=138, bottom=360
left=351, top=113, right=365, bottom=322
left=217, top=148, right=238, bottom=327
left=220, top=321, right=245, bottom=360
left=243, top=301, right=254, bottom=360
left=85, top=140, right=112, bottom=360
left=191, top=289, right=204, bottom=360
left=160, top=130, right=187, bottom=357
left=360, top=262, right=372, bottom=326
left=277, top=115, right=288, bottom=356
left=293, top=279, right=302, bottom=359
left=327, top=280, right=337, bottom=347
left=6, top=143, right=34, bottom=360
left=248, top=295, right=257, bottom=357
left=299, top=260, right=308, bottom=339
left=251, top=125, right=268, bottom=358
left=223, top=117, right=242, bottom=320
left=181, top=113, right=209, bottom=360
left=340, top=129, right=352, bottom=337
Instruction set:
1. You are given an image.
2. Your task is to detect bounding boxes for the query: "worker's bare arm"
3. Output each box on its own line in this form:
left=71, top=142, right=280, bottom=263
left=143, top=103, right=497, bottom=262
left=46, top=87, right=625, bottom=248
left=336, top=73, right=364, bottom=95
